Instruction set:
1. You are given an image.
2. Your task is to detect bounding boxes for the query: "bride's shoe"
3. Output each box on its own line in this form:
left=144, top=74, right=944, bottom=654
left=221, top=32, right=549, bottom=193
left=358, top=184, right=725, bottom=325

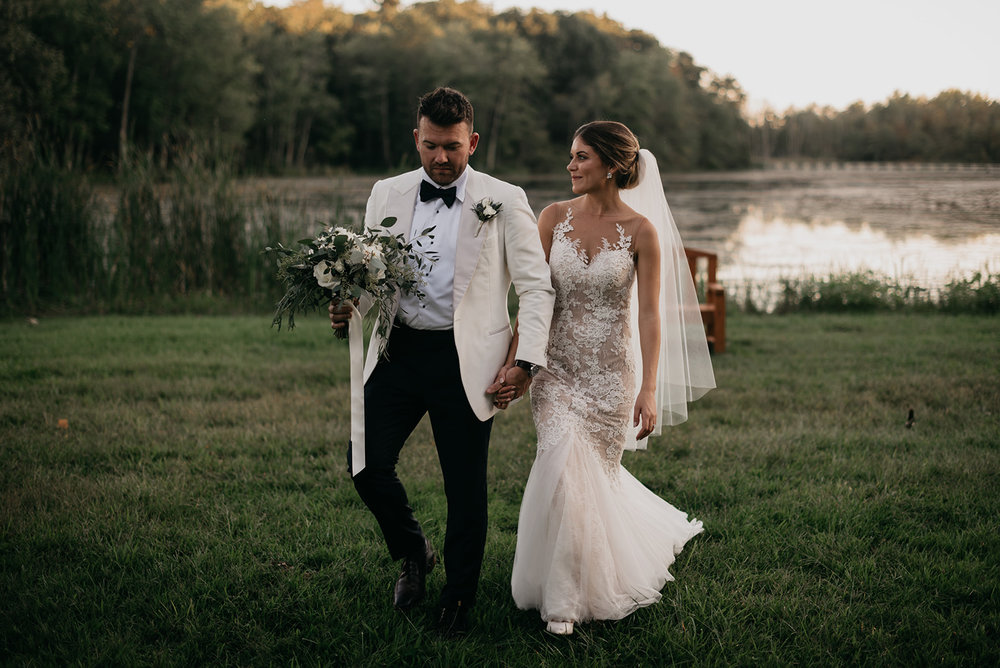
left=545, top=620, right=574, bottom=635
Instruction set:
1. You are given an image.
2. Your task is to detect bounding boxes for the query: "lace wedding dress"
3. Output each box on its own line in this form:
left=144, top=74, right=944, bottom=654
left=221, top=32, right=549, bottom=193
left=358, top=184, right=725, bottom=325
left=511, top=209, right=703, bottom=625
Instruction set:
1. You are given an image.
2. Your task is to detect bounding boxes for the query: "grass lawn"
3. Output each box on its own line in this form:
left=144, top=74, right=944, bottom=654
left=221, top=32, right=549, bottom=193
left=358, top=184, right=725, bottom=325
left=2, top=312, right=998, bottom=666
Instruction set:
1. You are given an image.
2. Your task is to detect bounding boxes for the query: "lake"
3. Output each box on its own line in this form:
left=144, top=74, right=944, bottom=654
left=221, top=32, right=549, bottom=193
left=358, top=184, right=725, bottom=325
left=249, top=162, right=1000, bottom=308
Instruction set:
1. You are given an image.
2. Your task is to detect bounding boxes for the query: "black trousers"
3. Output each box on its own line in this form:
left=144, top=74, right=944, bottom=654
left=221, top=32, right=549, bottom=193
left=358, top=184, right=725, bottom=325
left=348, top=322, right=494, bottom=607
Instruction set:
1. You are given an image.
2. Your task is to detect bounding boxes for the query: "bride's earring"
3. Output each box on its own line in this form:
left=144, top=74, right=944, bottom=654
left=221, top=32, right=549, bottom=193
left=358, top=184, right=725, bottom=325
left=606, top=172, right=613, bottom=180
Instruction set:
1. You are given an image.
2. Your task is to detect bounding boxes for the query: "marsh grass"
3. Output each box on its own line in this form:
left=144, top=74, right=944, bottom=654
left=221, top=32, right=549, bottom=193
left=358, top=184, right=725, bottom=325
left=2, top=312, right=999, bottom=665
left=767, top=270, right=1000, bottom=315
left=0, top=160, right=100, bottom=313
left=1, top=156, right=315, bottom=317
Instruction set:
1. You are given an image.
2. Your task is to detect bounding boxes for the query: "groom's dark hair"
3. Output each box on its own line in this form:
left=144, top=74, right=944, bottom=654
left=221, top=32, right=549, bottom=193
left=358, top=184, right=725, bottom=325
left=417, top=87, right=474, bottom=132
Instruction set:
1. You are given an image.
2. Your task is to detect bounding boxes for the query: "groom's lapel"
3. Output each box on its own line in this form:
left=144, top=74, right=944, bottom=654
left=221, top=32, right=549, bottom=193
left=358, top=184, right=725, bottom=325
left=453, top=167, right=489, bottom=309
left=384, top=171, right=421, bottom=238
left=373, top=171, right=420, bottom=326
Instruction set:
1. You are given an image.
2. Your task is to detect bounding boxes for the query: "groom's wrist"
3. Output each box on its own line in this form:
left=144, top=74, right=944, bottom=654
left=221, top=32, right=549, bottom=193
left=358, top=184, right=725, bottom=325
left=513, top=359, right=539, bottom=378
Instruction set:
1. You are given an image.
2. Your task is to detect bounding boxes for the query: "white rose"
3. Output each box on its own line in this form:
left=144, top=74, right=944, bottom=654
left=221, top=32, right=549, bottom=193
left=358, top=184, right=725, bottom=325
left=313, top=260, right=336, bottom=289
left=483, top=203, right=496, bottom=217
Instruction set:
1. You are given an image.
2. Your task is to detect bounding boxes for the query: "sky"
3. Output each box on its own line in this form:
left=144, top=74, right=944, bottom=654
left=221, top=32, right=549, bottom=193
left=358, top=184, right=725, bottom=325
left=268, top=0, right=1000, bottom=114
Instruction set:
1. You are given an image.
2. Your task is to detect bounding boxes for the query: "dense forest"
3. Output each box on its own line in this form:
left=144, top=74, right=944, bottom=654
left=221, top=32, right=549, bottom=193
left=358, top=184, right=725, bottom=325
left=1, top=0, right=752, bottom=174
left=4, top=0, right=998, bottom=174
left=754, top=91, right=1000, bottom=163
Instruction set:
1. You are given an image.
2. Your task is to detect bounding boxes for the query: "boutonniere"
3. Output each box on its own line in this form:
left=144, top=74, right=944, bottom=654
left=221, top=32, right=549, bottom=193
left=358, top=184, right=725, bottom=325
left=472, top=197, right=503, bottom=237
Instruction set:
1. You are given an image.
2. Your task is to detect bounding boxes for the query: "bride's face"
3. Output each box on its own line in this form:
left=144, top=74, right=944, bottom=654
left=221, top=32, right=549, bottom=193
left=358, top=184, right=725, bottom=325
left=567, top=137, right=610, bottom=195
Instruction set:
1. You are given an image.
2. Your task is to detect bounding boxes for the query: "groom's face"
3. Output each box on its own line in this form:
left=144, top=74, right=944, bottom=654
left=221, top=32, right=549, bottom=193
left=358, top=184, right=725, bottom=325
left=414, top=118, right=479, bottom=186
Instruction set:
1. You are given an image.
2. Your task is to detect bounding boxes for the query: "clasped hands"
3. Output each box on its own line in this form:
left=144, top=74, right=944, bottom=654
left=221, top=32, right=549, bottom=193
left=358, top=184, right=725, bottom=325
left=487, top=364, right=531, bottom=410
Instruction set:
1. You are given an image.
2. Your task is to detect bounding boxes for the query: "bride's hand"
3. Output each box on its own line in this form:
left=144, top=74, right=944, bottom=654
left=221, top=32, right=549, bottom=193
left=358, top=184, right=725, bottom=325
left=493, top=383, right=518, bottom=409
left=487, top=365, right=527, bottom=409
left=633, top=389, right=657, bottom=440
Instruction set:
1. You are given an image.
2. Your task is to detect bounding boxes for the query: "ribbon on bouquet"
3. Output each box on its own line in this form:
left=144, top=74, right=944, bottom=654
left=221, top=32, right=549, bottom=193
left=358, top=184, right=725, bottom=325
left=348, top=302, right=366, bottom=477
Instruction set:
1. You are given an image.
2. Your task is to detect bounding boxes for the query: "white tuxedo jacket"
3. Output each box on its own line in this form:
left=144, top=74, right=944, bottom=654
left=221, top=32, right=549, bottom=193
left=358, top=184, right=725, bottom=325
left=361, top=166, right=555, bottom=421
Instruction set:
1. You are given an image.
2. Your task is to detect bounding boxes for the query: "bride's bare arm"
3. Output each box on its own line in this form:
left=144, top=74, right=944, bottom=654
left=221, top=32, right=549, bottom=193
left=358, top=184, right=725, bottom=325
left=634, top=218, right=661, bottom=439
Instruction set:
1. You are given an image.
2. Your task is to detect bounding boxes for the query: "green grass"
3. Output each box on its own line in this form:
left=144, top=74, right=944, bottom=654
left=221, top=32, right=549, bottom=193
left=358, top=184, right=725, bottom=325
left=2, top=312, right=998, bottom=665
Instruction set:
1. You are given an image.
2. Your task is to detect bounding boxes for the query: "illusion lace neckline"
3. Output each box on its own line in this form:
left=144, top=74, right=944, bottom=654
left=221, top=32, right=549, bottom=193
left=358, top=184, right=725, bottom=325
left=557, top=208, right=633, bottom=266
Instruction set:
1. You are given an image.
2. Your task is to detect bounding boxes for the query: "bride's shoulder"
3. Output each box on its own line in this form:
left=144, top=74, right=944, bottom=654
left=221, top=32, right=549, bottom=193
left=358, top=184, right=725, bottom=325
left=538, top=200, right=577, bottom=228
left=631, top=215, right=660, bottom=252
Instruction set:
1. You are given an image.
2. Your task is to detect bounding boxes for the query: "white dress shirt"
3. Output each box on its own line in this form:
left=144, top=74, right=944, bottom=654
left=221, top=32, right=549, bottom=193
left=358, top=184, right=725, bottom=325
left=396, top=168, right=469, bottom=330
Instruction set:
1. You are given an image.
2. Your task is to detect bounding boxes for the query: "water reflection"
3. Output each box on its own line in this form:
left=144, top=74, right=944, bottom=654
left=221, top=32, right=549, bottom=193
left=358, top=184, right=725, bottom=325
left=719, top=207, right=1000, bottom=298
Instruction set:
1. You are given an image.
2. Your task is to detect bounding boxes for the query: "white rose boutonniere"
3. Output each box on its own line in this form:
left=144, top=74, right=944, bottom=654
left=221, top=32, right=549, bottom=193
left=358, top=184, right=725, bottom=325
left=472, top=197, right=503, bottom=237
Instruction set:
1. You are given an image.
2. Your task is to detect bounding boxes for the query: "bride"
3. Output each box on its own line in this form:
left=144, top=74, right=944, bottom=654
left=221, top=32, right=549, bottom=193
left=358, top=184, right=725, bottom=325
left=502, top=121, right=715, bottom=635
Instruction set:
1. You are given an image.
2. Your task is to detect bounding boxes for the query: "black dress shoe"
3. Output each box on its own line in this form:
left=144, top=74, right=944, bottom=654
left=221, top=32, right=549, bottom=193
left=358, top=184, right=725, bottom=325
left=435, top=602, right=470, bottom=638
left=393, top=537, right=436, bottom=611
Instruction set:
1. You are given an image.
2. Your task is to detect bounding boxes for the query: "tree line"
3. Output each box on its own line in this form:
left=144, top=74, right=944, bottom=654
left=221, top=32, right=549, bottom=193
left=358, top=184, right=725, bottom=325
left=5, top=0, right=999, bottom=177
left=2, top=0, right=752, bottom=174
left=753, top=91, right=1000, bottom=163
left=5, top=0, right=997, bottom=176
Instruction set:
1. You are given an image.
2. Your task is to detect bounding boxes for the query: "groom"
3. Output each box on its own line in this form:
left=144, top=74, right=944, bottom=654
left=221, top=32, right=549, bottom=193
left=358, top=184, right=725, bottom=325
left=329, top=87, right=554, bottom=637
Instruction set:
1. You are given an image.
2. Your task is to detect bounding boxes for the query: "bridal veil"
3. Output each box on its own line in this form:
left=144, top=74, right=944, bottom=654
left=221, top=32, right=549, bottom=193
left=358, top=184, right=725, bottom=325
left=620, top=149, right=716, bottom=449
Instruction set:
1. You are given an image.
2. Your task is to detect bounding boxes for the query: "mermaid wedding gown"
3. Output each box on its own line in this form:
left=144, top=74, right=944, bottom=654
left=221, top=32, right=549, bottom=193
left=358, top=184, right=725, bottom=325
left=510, top=209, right=703, bottom=625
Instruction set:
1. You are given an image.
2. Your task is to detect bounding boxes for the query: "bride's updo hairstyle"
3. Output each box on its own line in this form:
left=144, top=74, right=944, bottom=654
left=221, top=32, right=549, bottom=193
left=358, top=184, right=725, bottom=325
left=573, top=121, right=642, bottom=189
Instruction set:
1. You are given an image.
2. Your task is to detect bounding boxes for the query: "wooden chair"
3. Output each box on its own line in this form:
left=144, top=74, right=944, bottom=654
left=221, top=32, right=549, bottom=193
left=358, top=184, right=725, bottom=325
left=683, top=247, right=726, bottom=353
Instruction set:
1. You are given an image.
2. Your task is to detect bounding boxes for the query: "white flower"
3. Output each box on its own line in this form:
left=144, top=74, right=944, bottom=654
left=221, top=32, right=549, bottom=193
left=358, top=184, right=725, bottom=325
left=472, top=197, right=503, bottom=237
left=313, top=260, right=337, bottom=289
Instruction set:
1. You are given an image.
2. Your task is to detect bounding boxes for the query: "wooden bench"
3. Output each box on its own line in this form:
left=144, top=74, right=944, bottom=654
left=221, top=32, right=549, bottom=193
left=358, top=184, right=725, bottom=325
left=683, top=247, right=726, bottom=353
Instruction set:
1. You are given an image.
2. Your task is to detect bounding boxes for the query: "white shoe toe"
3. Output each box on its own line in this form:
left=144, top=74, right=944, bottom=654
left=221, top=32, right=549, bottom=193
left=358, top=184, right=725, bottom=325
left=545, top=620, right=574, bottom=635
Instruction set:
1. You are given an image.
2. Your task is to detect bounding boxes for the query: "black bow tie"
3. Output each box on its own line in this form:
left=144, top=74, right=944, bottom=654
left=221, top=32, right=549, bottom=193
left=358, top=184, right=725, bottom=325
left=420, top=180, right=457, bottom=208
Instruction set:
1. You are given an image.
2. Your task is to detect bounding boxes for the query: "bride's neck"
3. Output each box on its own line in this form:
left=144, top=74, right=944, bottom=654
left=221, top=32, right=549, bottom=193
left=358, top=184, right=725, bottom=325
left=580, top=190, right=625, bottom=216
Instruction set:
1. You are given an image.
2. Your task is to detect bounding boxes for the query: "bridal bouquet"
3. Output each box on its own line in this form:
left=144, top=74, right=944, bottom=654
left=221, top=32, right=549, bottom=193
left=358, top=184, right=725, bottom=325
left=265, top=217, right=434, bottom=350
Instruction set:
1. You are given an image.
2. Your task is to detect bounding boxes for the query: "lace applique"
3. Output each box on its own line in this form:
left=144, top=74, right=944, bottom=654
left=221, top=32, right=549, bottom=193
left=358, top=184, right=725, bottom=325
left=531, top=208, right=636, bottom=478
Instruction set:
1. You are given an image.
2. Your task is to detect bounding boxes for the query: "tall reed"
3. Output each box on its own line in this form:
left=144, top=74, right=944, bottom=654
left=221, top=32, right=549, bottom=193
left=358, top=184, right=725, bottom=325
left=0, top=159, right=99, bottom=314
left=108, top=154, right=167, bottom=309
left=1, top=150, right=308, bottom=315
left=939, top=271, right=1000, bottom=314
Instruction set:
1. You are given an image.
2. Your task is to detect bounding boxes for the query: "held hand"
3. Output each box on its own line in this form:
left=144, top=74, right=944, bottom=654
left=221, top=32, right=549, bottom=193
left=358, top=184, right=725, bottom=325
left=487, top=366, right=520, bottom=409
left=633, top=389, right=657, bottom=441
left=492, top=384, right=518, bottom=409
left=488, top=365, right=531, bottom=409
left=486, top=366, right=510, bottom=396
left=504, top=366, right=531, bottom=397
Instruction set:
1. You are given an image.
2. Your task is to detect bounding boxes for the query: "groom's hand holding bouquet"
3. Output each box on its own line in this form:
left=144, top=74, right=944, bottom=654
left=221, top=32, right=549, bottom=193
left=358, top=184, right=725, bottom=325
left=265, top=217, right=434, bottom=353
